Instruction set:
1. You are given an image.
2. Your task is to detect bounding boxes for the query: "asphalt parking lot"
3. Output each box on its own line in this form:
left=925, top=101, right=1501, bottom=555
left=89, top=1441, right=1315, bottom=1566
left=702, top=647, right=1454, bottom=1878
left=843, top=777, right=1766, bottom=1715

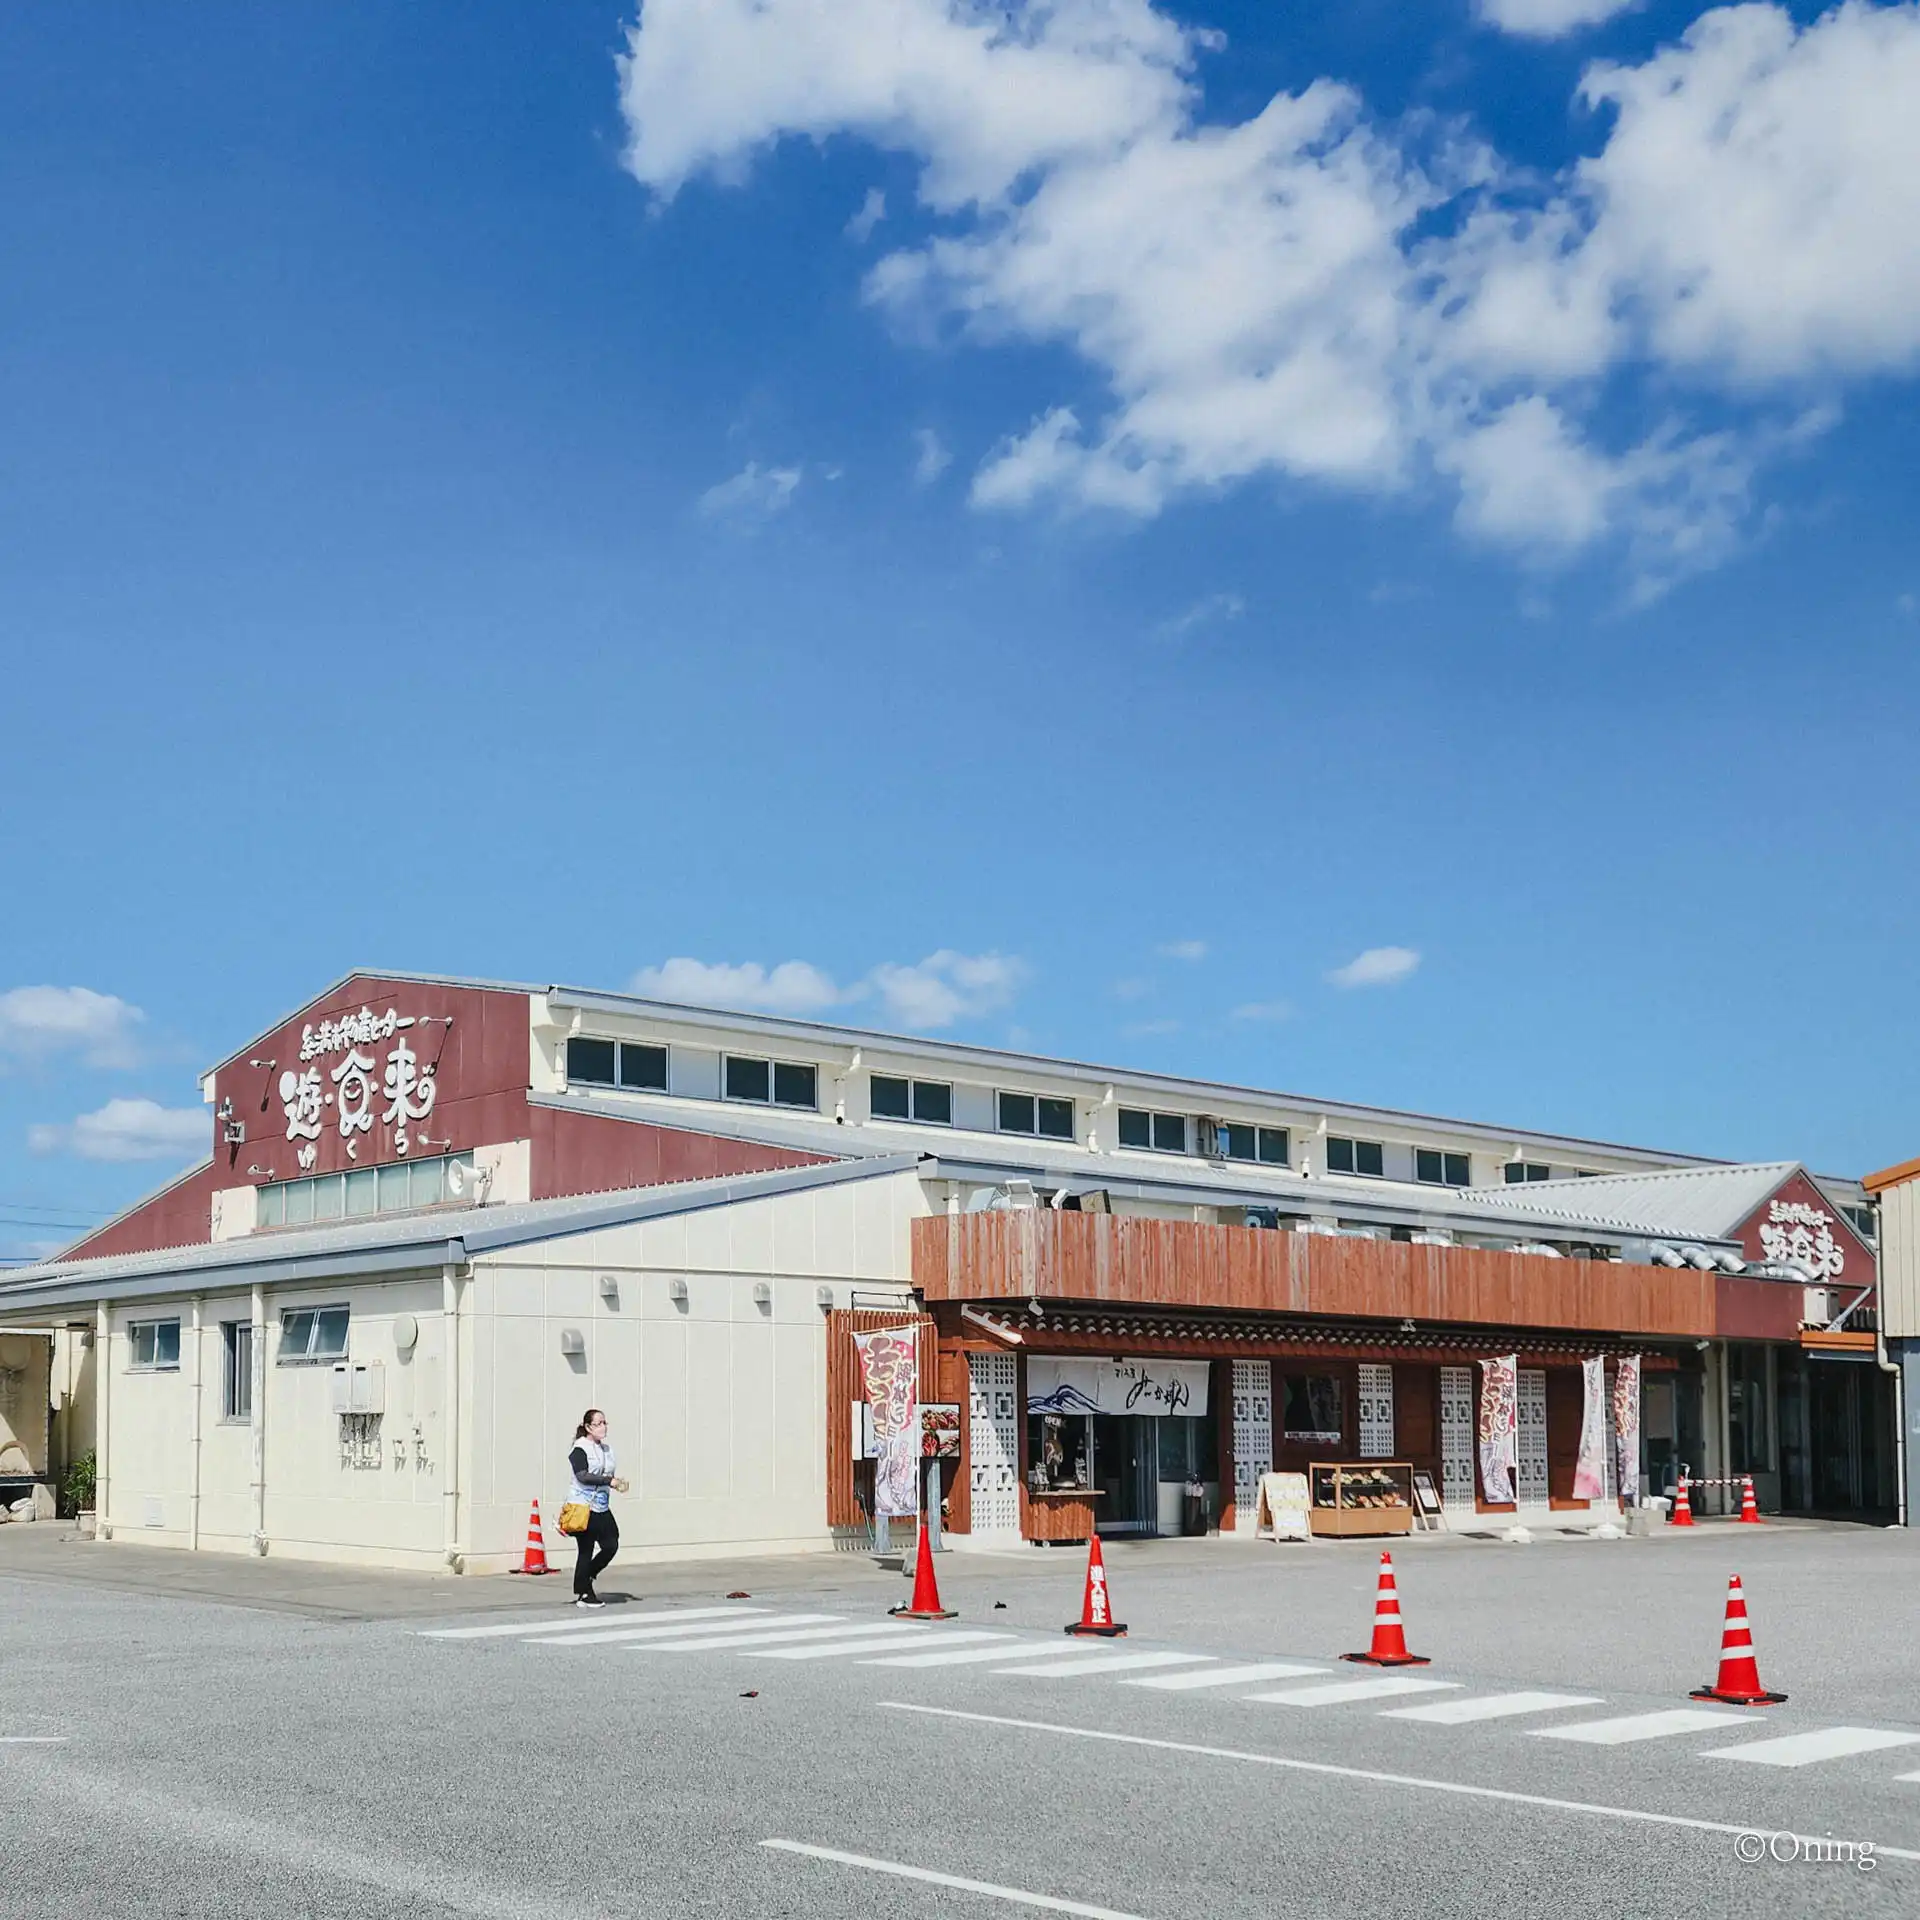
left=2, top=1518, right=1914, bottom=1918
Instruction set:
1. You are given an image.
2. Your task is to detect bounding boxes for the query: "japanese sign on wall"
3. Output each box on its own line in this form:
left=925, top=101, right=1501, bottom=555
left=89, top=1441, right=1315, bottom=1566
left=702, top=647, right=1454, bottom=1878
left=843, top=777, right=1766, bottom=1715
left=1025, top=1357, right=1211, bottom=1418
left=274, top=1006, right=448, bottom=1170
left=854, top=1326, right=920, bottom=1519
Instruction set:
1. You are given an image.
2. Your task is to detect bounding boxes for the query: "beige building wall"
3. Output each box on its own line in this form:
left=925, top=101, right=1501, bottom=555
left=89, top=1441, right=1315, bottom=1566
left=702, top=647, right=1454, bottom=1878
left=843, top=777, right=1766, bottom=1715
left=1879, top=1175, right=1920, bottom=1338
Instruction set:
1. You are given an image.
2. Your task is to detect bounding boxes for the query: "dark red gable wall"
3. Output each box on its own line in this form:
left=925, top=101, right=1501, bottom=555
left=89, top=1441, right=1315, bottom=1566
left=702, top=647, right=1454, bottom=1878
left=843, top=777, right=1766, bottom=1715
left=529, top=1104, right=829, bottom=1199
left=1734, top=1172, right=1876, bottom=1288
left=61, top=1161, right=224, bottom=1263
left=214, top=976, right=534, bottom=1189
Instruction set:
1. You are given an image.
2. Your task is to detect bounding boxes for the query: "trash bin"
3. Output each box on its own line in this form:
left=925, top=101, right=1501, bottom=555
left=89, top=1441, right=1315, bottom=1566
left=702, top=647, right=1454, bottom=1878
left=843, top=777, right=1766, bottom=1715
left=1182, top=1484, right=1209, bottom=1536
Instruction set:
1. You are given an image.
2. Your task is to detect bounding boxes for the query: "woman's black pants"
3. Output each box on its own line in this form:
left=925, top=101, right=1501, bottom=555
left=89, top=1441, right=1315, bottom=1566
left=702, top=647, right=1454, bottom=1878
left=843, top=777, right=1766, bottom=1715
left=574, top=1508, right=619, bottom=1596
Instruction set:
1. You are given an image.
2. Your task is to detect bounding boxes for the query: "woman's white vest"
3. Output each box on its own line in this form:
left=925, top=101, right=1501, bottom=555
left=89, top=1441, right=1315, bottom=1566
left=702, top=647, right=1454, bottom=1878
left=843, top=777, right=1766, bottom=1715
left=568, top=1436, right=616, bottom=1513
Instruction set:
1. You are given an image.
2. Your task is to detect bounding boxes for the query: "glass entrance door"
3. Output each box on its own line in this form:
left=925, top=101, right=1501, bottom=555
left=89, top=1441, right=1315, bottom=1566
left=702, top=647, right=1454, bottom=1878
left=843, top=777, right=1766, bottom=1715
left=1092, top=1414, right=1156, bottom=1533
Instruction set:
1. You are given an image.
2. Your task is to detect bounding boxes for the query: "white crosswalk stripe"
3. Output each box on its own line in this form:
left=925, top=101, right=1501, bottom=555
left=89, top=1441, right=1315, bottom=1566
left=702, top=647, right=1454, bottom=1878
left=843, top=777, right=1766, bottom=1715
left=1533, top=1709, right=1749, bottom=1745
left=752, top=1631, right=955, bottom=1661
left=867, top=1635, right=1075, bottom=1666
left=1384, top=1692, right=1604, bottom=1725
left=422, top=1606, right=764, bottom=1640
left=1125, top=1662, right=1330, bottom=1691
left=1698, top=1727, right=1920, bottom=1768
left=629, top=1621, right=914, bottom=1653
left=1246, top=1677, right=1460, bottom=1707
left=999, top=1651, right=1215, bottom=1679
left=526, top=1613, right=839, bottom=1648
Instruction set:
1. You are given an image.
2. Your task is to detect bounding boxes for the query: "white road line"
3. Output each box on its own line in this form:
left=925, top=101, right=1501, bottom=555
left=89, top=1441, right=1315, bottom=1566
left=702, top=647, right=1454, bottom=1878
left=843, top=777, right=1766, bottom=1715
left=1002, top=1652, right=1216, bottom=1679
left=527, top=1613, right=838, bottom=1648
left=862, top=1640, right=1062, bottom=1669
left=1384, top=1692, right=1604, bottom=1725
left=421, top=1606, right=762, bottom=1640
left=1699, top=1728, right=1920, bottom=1768
left=0, top=1737, right=66, bottom=1744
left=762, top=1839, right=1150, bottom=1919
left=753, top=1633, right=954, bottom=1661
left=1532, top=1709, right=1749, bottom=1746
left=1246, top=1677, right=1460, bottom=1707
left=630, top=1621, right=908, bottom=1653
left=1125, top=1663, right=1329, bottom=1692
left=878, top=1703, right=1920, bottom=1866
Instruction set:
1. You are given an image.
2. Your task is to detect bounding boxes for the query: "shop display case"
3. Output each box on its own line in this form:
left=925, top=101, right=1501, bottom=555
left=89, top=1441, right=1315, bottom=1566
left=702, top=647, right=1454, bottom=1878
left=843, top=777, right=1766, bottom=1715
left=1308, top=1461, right=1415, bottom=1537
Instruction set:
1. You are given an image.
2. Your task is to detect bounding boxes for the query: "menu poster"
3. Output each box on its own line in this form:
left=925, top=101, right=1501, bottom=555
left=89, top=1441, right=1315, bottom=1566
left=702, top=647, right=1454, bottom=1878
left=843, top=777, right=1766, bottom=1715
left=1478, top=1354, right=1518, bottom=1505
left=854, top=1326, right=920, bottom=1519
left=1572, top=1355, right=1608, bottom=1501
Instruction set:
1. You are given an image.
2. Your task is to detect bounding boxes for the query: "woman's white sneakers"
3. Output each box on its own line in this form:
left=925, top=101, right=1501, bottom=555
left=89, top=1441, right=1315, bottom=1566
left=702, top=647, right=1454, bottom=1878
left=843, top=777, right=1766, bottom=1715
left=575, top=1593, right=605, bottom=1608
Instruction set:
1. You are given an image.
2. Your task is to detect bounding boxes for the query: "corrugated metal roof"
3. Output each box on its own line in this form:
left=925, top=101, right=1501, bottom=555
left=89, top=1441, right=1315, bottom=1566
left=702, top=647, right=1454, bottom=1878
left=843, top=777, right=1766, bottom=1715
left=0, top=1155, right=923, bottom=1314
left=1464, top=1163, right=1797, bottom=1240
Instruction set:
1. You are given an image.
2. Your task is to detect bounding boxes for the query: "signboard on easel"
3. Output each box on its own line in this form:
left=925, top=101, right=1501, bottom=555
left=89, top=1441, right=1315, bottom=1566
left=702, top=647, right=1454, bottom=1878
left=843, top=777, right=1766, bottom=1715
left=1256, top=1471, right=1311, bottom=1542
left=1412, top=1470, right=1444, bottom=1532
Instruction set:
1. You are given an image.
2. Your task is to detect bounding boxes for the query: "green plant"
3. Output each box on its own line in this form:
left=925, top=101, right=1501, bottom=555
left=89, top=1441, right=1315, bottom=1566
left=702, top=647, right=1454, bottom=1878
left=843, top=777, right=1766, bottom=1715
left=60, top=1449, right=96, bottom=1518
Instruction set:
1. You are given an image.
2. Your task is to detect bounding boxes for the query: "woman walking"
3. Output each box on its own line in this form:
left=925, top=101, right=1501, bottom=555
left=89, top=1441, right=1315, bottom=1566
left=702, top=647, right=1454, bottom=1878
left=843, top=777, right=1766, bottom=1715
left=566, top=1408, right=626, bottom=1607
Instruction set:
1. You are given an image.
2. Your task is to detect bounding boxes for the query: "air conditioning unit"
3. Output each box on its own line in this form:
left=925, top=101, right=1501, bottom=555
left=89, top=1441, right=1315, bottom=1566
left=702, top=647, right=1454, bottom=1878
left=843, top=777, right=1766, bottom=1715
left=1198, top=1118, right=1227, bottom=1162
left=1802, top=1286, right=1833, bottom=1329
left=330, top=1361, right=385, bottom=1415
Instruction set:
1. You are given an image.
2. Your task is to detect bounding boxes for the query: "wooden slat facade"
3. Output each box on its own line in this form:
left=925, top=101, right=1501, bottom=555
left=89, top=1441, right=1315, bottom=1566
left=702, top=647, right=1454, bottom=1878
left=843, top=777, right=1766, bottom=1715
left=823, top=1308, right=971, bottom=1534
left=913, top=1212, right=1720, bottom=1339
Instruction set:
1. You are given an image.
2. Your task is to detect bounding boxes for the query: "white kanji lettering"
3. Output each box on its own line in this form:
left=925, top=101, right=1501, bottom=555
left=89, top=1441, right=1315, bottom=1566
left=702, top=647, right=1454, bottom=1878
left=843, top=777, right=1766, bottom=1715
left=278, top=1067, right=324, bottom=1142
left=381, top=1037, right=436, bottom=1156
left=332, top=1048, right=377, bottom=1140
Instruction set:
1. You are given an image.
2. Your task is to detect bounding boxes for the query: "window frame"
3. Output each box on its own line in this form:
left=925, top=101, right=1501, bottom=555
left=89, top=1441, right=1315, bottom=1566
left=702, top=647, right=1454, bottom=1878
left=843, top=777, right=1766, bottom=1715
left=1221, top=1122, right=1290, bottom=1166
left=997, top=1091, right=1076, bottom=1140
left=723, top=1054, right=819, bottom=1111
left=1117, top=1108, right=1189, bottom=1154
left=278, top=1304, right=351, bottom=1367
left=1325, top=1135, right=1384, bottom=1178
left=1416, top=1148, right=1472, bottom=1188
left=221, top=1320, right=254, bottom=1422
left=1503, top=1161, right=1552, bottom=1184
left=617, top=1041, right=669, bottom=1092
left=127, top=1318, right=182, bottom=1372
left=869, top=1074, right=953, bottom=1126
left=565, top=1036, right=618, bottom=1087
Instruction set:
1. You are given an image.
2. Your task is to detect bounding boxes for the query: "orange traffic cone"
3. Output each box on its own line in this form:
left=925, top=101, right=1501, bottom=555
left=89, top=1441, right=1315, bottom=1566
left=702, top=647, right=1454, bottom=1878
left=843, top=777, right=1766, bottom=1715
left=1737, top=1477, right=1764, bottom=1524
left=513, top=1500, right=550, bottom=1576
left=1342, top=1551, right=1430, bottom=1667
left=1690, top=1574, right=1787, bottom=1704
left=1669, top=1477, right=1695, bottom=1527
left=888, top=1518, right=958, bottom=1621
left=1064, top=1534, right=1127, bottom=1637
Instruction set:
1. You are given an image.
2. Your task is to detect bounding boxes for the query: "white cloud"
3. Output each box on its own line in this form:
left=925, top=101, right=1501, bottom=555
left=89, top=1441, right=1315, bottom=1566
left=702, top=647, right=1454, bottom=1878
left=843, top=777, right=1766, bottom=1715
left=1327, top=946, right=1421, bottom=989
left=697, top=460, right=803, bottom=520
left=871, top=950, right=1026, bottom=1028
left=846, top=186, right=886, bottom=242
left=1157, top=939, right=1208, bottom=962
left=632, top=957, right=848, bottom=1016
left=1477, top=0, right=1638, bottom=38
left=1230, top=1000, right=1294, bottom=1021
left=0, top=986, right=144, bottom=1069
left=618, top=1, right=1920, bottom=588
left=1112, top=976, right=1152, bottom=1001
left=29, top=1098, right=206, bottom=1163
left=632, top=948, right=1026, bottom=1030
left=1899, top=592, right=1917, bottom=617
left=1156, top=592, right=1244, bottom=639
left=1123, top=1018, right=1181, bottom=1037
left=912, top=427, right=952, bottom=483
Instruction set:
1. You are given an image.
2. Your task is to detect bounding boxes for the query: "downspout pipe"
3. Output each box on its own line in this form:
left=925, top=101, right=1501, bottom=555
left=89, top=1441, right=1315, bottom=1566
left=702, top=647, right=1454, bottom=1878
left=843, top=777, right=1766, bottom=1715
left=443, top=1260, right=464, bottom=1573
left=188, top=1296, right=204, bottom=1552
left=250, top=1282, right=268, bottom=1554
left=94, top=1300, right=111, bottom=1539
left=1874, top=1317, right=1907, bottom=1529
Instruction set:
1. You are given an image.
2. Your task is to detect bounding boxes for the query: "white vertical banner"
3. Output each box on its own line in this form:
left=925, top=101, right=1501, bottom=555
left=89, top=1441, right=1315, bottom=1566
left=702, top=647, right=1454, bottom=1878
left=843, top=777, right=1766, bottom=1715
left=1612, top=1355, right=1642, bottom=1505
left=1573, top=1355, right=1608, bottom=1501
left=1478, top=1354, right=1518, bottom=1505
left=855, top=1326, right=920, bottom=1520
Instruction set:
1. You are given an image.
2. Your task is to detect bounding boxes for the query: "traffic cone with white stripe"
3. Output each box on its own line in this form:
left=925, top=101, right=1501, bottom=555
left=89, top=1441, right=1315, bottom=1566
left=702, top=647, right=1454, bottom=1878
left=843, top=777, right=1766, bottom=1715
left=1668, top=1476, right=1695, bottom=1526
left=1064, top=1534, right=1127, bottom=1637
left=1341, top=1551, right=1430, bottom=1667
left=888, top=1517, right=958, bottom=1621
left=1737, top=1476, right=1764, bottom=1524
left=513, top=1500, right=550, bottom=1576
left=1690, top=1573, right=1786, bottom=1704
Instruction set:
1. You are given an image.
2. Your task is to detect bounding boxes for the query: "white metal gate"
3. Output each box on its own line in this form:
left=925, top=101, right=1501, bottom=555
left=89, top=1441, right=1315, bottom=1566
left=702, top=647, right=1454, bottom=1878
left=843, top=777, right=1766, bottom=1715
left=967, top=1351, right=1020, bottom=1538
left=1357, top=1363, right=1395, bottom=1458
left=1517, top=1368, right=1550, bottom=1508
left=1440, top=1365, right=1475, bottom=1511
left=1231, top=1359, right=1273, bottom=1533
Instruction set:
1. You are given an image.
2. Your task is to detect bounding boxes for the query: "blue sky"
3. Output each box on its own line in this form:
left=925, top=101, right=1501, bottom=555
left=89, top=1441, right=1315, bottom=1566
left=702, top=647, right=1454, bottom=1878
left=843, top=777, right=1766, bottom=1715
left=3, top=1, right=1918, bottom=1255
